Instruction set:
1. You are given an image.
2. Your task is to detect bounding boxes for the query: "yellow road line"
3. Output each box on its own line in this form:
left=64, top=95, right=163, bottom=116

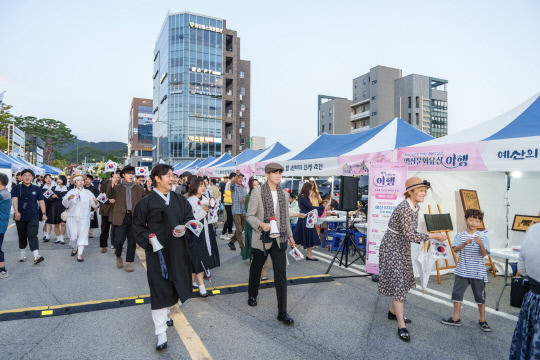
left=135, top=245, right=212, bottom=360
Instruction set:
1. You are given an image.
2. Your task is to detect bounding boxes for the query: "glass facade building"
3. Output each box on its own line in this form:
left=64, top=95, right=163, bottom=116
left=128, top=98, right=153, bottom=167
left=153, top=12, right=224, bottom=163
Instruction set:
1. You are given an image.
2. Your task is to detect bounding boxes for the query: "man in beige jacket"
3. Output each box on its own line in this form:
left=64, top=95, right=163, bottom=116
left=246, top=162, right=296, bottom=326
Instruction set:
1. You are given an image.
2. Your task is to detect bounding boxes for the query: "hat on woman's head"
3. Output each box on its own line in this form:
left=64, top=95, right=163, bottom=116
left=404, top=177, right=430, bottom=196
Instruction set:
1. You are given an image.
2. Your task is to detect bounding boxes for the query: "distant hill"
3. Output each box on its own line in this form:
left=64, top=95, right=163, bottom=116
left=58, top=139, right=127, bottom=154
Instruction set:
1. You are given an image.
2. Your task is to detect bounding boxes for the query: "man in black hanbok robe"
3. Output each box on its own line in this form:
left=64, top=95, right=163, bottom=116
left=132, top=164, right=194, bottom=351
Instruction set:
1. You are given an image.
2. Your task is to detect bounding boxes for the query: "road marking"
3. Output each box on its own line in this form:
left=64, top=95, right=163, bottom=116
left=135, top=246, right=213, bottom=360
left=313, top=249, right=518, bottom=322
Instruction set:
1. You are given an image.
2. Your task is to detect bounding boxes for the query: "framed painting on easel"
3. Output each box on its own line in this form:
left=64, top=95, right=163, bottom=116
left=511, top=215, right=540, bottom=232
left=459, top=189, right=485, bottom=229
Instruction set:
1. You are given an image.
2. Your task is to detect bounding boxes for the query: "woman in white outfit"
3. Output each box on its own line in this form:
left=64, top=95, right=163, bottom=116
left=62, top=174, right=99, bottom=262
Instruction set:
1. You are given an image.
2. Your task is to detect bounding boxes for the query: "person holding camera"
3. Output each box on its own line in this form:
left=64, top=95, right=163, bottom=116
left=11, top=169, right=47, bottom=264
left=246, top=163, right=295, bottom=326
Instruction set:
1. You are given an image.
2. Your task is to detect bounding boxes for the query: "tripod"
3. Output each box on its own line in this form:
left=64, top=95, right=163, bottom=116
left=325, top=212, right=369, bottom=276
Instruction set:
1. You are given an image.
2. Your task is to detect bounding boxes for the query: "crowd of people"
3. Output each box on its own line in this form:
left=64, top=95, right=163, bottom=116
left=0, top=166, right=538, bottom=358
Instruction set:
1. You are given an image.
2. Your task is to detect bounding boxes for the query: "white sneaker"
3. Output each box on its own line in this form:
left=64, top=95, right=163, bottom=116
left=19, top=255, right=26, bottom=262
left=220, top=234, right=229, bottom=240
left=0, top=269, right=8, bottom=278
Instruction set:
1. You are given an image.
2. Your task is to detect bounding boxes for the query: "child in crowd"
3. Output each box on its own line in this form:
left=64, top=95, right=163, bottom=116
left=442, top=209, right=491, bottom=332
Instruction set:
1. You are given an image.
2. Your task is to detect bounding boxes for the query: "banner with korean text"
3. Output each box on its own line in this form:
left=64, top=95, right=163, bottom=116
left=337, top=151, right=393, bottom=176
left=397, top=143, right=487, bottom=172
left=366, top=162, right=408, bottom=274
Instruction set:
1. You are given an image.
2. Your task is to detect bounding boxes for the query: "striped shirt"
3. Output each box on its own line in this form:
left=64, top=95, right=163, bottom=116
left=230, top=182, right=247, bottom=215
left=453, top=231, right=491, bottom=282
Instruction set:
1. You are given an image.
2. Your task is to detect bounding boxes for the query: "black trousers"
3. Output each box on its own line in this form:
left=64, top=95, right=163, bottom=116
left=0, top=233, right=5, bottom=263
left=222, top=205, right=233, bottom=235
left=99, top=215, right=115, bottom=248
left=16, top=220, right=39, bottom=251
left=248, top=240, right=288, bottom=313
left=114, top=213, right=136, bottom=262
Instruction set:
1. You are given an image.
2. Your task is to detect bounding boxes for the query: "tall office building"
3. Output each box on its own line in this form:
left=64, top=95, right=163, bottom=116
left=153, top=11, right=250, bottom=163
left=350, top=65, right=448, bottom=137
left=128, top=97, right=153, bottom=167
left=317, top=95, right=353, bottom=135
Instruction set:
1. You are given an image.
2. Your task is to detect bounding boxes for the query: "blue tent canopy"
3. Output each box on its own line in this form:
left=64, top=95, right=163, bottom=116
left=0, top=152, right=21, bottom=170
left=395, top=120, right=435, bottom=148
left=41, top=164, right=60, bottom=175
left=206, top=153, right=232, bottom=167
left=218, top=149, right=262, bottom=167
left=259, top=142, right=290, bottom=162
left=484, top=93, right=540, bottom=141
left=173, top=161, right=187, bottom=171
left=185, top=156, right=215, bottom=170
left=290, top=121, right=394, bottom=160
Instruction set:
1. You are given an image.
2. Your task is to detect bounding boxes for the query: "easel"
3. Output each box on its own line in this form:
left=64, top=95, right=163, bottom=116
left=427, top=204, right=458, bottom=285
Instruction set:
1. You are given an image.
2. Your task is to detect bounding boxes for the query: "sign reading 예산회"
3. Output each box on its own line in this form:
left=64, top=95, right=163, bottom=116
left=366, top=162, right=407, bottom=275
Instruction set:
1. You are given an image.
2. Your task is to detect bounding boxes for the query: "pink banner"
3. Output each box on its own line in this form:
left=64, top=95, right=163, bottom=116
left=366, top=162, right=408, bottom=275
left=254, top=162, right=269, bottom=176
left=337, top=151, right=393, bottom=175
left=397, top=142, right=488, bottom=171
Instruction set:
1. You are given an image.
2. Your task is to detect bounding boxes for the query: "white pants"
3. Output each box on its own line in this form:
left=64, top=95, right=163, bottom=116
left=67, top=217, right=90, bottom=249
left=151, top=308, right=171, bottom=335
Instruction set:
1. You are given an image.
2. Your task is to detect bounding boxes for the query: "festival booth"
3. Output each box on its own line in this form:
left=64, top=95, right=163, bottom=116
left=254, top=118, right=434, bottom=177
left=41, top=164, right=61, bottom=175
left=199, top=153, right=233, bottom=176
left=392, top=92, right=540, bottom=277
left=9, top=155, right=45, bottom=175
left=173, top=159, right=202, bottom=175
left=172, top=161, right=187, bottom=172
left=183, top=156, right=216, bottom=173
left=211, top=149, right=263, bottom=178
left=0, top=152, right=24, bottom=172
left=233, top=142, right=291, bottom=179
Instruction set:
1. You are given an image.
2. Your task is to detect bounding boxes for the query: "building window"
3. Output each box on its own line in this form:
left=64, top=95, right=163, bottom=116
left=363, top=91, right=366, bottom=97
left=322, top=125, right=325, bottom=132
left=416, top=96, right=419, bottom=108
left=241, top=87, right=246, bottom=96
left=240, top=71, right=244, bottom=79
left=416, top=113, right=419, bottom=125
left=329, top=123, right=332, bottom=131
left=408, top=113, right=412, bottom=124
left=329, top=109, right=333, bottom=116
left=354, top=95, right=357, bottom=101
left=372, top=80, right=377, bottom=85
left=354, top=82, right=357, bottom=89
left=241, top=104, right=246, bottom=111
left=372, top=112, right=377, bottom=116
left=241, top=121, right=245, bottom=128
left=322, top=111, right=325, bottom=118
left=363, top=78, right=367, bottom=85
left=372, top=96, right=377, bottom=100
left=240, top=138, right=245, bottom=145
left=408, top=97, right=412, bottom=109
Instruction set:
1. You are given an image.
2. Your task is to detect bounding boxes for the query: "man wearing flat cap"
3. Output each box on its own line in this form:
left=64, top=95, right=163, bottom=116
left=246, top=162, right=296, bottom=325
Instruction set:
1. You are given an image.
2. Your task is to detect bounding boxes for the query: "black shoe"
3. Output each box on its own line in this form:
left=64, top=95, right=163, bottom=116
left=199, top=292, right=208, bottom=298
left=155, top=342, right=167, bottom=351
left=166, top=319, right=174, bottom=327
left=441, top=317, right=462, bottom=326
left=71, top=249, right=78, bottom=256
left=228, top=242, right=236, bottom=251
left=43, top=236, right=50, bottom=242
left=388, top=311, right=412, bottom=323
left=277, top=312, right=294, bottom=326
left=248, top=296, right=257, bottom=307
left=398, top=328, right=410, bottom=342
left=33, top=256, right=45, bottom=265
left=77, top=258, right=84, bottom=262
left=306, top=257, right=318, bottom=261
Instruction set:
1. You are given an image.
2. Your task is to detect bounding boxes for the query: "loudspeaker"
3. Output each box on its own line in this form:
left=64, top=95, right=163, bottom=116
left=338, top=176, right=358, bottom=211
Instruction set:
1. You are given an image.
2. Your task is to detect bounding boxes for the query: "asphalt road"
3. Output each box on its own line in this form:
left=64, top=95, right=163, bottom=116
left=0, top=221, right=520, bottom=360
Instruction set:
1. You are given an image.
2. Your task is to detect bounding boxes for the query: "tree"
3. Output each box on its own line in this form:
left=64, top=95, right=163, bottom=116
left=0, top=103, right=14, bottom=131
left=51, top=158, right=68, bottom=170
left=0, top=136, right=8, bottom=152
left=14, top=116, right=77, bottom=165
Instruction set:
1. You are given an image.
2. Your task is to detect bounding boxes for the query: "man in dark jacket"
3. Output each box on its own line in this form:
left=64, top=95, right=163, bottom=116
left=99, top=170, right=120, bottom=252
left=107, top=166, right=146, bottom=272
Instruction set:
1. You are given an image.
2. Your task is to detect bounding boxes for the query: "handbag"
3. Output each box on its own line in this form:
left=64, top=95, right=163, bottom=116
left=223, top=190, right=232, bottom=204
left=60, top=210, right=68, bottom=222
left=510, top=276, right=530, bottom=308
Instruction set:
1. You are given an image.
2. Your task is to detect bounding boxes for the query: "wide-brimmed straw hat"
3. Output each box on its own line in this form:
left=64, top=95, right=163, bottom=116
left=69, top=171, right=87, bottom=183
left=404, top=177, right=430, bottom=195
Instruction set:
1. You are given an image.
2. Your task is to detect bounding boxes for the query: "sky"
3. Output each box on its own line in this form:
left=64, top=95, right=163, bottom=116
left=1, top=0, right=539, bottom=151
